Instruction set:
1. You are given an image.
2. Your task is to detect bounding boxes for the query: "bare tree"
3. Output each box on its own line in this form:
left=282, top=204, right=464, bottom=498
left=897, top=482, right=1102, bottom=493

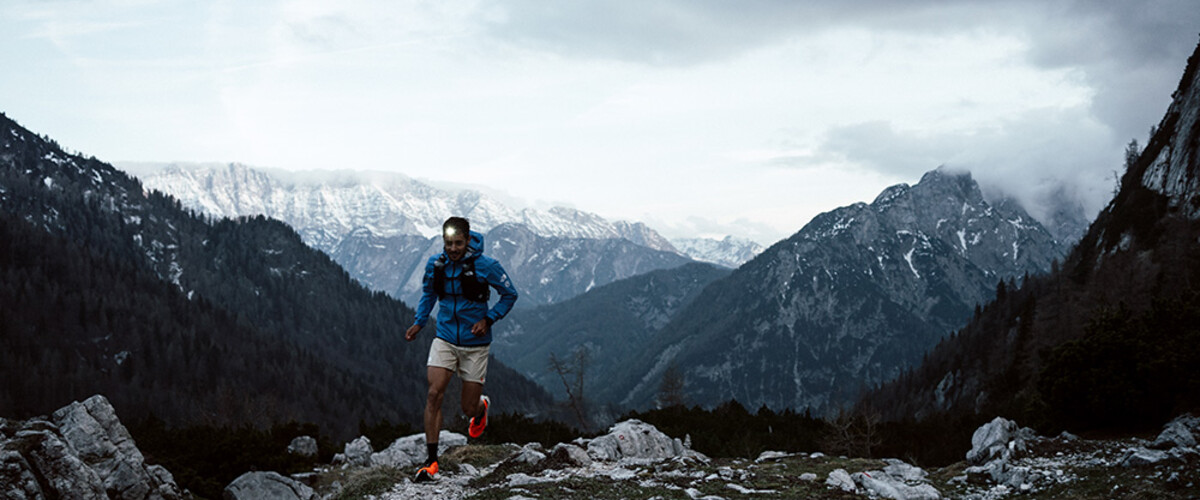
left=656, top=362, right=686, bottom=408
left=549, top=347, right=590, bottom=432
left=821, top=406, right=883, bottom=458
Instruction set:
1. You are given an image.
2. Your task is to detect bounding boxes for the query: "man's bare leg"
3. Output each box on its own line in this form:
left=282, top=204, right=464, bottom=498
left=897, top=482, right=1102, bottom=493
left=424, top=367, right=454, bottom=459
left=461, top=381, right=484, bottom=417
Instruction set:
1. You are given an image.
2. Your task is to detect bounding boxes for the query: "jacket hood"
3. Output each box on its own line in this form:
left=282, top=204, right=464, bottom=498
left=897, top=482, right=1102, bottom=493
left=467, top=230, right=484, bottom=260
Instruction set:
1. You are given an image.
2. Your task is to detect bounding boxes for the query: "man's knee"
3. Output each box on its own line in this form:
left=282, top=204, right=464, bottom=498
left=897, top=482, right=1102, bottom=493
left=427, top=385, right=446, bottom=404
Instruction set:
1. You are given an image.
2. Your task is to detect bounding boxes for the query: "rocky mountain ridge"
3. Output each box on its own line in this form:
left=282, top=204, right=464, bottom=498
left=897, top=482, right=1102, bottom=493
left=127, top=162, right=760, bottom=307
left=607, top=167, right=1077, bottom=412
left=670, top=235, right=766, bottom=269
left=865, top=38, right=1200, bottom=430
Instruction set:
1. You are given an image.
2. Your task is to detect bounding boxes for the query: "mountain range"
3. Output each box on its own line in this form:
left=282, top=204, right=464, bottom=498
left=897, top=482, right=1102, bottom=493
left=0, top=114, right=553, bottom=439
left=125, top=163, right=763, bottom=308
left=494, top=166, right=1084, bottom=415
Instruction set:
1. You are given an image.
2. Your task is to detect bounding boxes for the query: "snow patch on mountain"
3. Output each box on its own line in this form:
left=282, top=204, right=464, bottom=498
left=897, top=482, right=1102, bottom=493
left=670, top=236, right=764, bottom=269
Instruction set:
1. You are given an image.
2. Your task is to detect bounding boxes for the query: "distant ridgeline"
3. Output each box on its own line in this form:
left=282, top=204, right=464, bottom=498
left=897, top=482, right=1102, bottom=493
left=130, top=162, right=721, bottom=310
left=489, top=163, right=1083, bottom=417
left=0, top=113, right=553, bottom=439
left=865, top=39, right=1200, bottom=433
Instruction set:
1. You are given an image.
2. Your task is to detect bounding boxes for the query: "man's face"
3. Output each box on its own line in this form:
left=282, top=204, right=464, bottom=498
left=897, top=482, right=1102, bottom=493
left=444, top=232, right=468, bottom=261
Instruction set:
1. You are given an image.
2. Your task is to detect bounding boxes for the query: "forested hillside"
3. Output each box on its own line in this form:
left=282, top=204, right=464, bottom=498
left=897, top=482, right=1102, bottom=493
left=0, top=113, right=553, bottom=439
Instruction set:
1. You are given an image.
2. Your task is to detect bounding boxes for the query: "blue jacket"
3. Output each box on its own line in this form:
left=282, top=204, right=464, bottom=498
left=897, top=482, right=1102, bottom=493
left=413, top=230, right=518, bottom=346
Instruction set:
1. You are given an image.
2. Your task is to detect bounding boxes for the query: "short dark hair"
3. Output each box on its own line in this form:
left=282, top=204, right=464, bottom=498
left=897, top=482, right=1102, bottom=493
left=443, top=217, right=470, bottom=238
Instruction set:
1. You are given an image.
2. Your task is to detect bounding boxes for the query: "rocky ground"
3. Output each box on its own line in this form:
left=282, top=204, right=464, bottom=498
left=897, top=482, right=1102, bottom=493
left=303, top=416, right=1200, bottom=500
left=4, top=395, right=1197, bottom=499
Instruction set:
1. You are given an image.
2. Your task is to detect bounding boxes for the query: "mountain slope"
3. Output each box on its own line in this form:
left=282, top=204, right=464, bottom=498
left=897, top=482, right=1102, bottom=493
left=489, top=262, right=730, bottom=404
left=0, top=114, right=553, bottom=438
left=610, top=168, right=1073, bottom=412
left=866, top=40, right=1200, bottom=431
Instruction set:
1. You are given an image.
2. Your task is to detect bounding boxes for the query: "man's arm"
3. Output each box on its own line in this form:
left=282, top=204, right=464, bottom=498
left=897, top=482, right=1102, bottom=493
left=469, top=261, right=518, bottom=337
left=410, top=256, right=439, bottom=332
left=484, top=259, right=519, bottom=324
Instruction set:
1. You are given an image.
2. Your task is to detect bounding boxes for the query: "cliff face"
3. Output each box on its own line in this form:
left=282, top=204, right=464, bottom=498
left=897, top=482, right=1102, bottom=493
left=1137, top=45, right=1200, bottom=219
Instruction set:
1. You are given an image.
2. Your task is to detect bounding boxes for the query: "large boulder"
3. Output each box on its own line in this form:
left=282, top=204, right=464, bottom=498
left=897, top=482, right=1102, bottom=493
left=825, top=468, right=857, bottom=492
left=963, top=416, right=1051, bottom=491
left=1151, top=414, right=1198, bottom=450
left=287, top=436, right=318, bottom=458
left=341, top=436, right=373, bottom=467
left=369, top=431, right=468, bottom=468
left=224, top=471, right=316, bottom=500
left=851, top=459, right=941, bottom=500
left=2, top=424, right=107, bottom=499
left=966, top=417, right=1034, bottom=466
left=0, top=395, right=183, bottom=500
left=585, top=420, right=706, bottom=462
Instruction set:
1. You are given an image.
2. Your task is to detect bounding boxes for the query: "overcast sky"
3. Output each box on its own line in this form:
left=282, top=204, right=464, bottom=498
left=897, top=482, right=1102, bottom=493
left=3, top=1, right=1198, bottom=245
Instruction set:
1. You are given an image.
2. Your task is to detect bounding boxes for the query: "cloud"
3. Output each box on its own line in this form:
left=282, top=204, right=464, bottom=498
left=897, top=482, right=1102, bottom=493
left=813, top=107, right=1117, bottom=225
left=473, top=1, right=1079, bottom=66
left=1017, top=0, right=1200, bottom=146
left=643, top=213, right=781, bottom=245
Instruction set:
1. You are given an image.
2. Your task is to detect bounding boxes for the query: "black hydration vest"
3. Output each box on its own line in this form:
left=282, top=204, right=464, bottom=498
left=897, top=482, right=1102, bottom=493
left=432, top=256, right=490, bottom=303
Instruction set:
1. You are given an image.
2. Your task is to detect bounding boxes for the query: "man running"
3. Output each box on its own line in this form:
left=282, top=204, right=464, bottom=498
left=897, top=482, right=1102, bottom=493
left=405, top=216, right=519, bottom=482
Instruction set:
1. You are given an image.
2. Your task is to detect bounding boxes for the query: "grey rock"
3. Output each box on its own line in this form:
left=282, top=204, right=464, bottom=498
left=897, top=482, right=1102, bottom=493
left=826, top=468, right=857, bottom=492
left=0, top=448, right=46, bottom=500
left=369, top=431, right=467, bottom=468
left=1152, top=414, right=1198, bottom=450
left=52, top=395, right=183, bottom=500
left=1004, top=465, right=1031, bottom=490
left=0, top=396, right=182, bottom=500
left=548, top=443, right=592, bottom=467
left=754, top=450, right=791, bottom=463
left=883, top=458, right=928, bottom=482
left=853, top=460, right=941, bottom=500
left=586, top=420, right=705, bottom=462
left=854, top=469, right=941, bottom=500
left=799, top=472, right=818, bottom=481
left=967, top=417, right=1034, bottom=466
left=965, top=459, right=1010, bottom=485
left=1120, top=447, right=1171, bottom=467
left=508, top=443, right=547, bottom=465
left=6, top=429, right=107, bottom=499
left=224, top=471, right=316, bottom=500
left=341, top=436, right=372, bottom=467
left=288, top=436, right=318, bottom=458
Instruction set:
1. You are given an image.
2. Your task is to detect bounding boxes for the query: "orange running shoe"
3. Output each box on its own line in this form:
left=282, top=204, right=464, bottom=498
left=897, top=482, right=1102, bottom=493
left=468, top=395, right=490, bottom=438
left=414, top=461, right=438, bottom=483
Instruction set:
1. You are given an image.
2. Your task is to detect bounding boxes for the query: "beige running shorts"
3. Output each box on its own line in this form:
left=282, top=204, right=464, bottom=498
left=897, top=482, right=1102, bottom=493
left=427, top=337, right=490, bottom=384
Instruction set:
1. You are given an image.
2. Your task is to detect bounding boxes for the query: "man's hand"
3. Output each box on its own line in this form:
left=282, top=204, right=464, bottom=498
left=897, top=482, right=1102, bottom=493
left=470, top=319, right=491, bottom=337
left=405, top=324, right=421, bottom=342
